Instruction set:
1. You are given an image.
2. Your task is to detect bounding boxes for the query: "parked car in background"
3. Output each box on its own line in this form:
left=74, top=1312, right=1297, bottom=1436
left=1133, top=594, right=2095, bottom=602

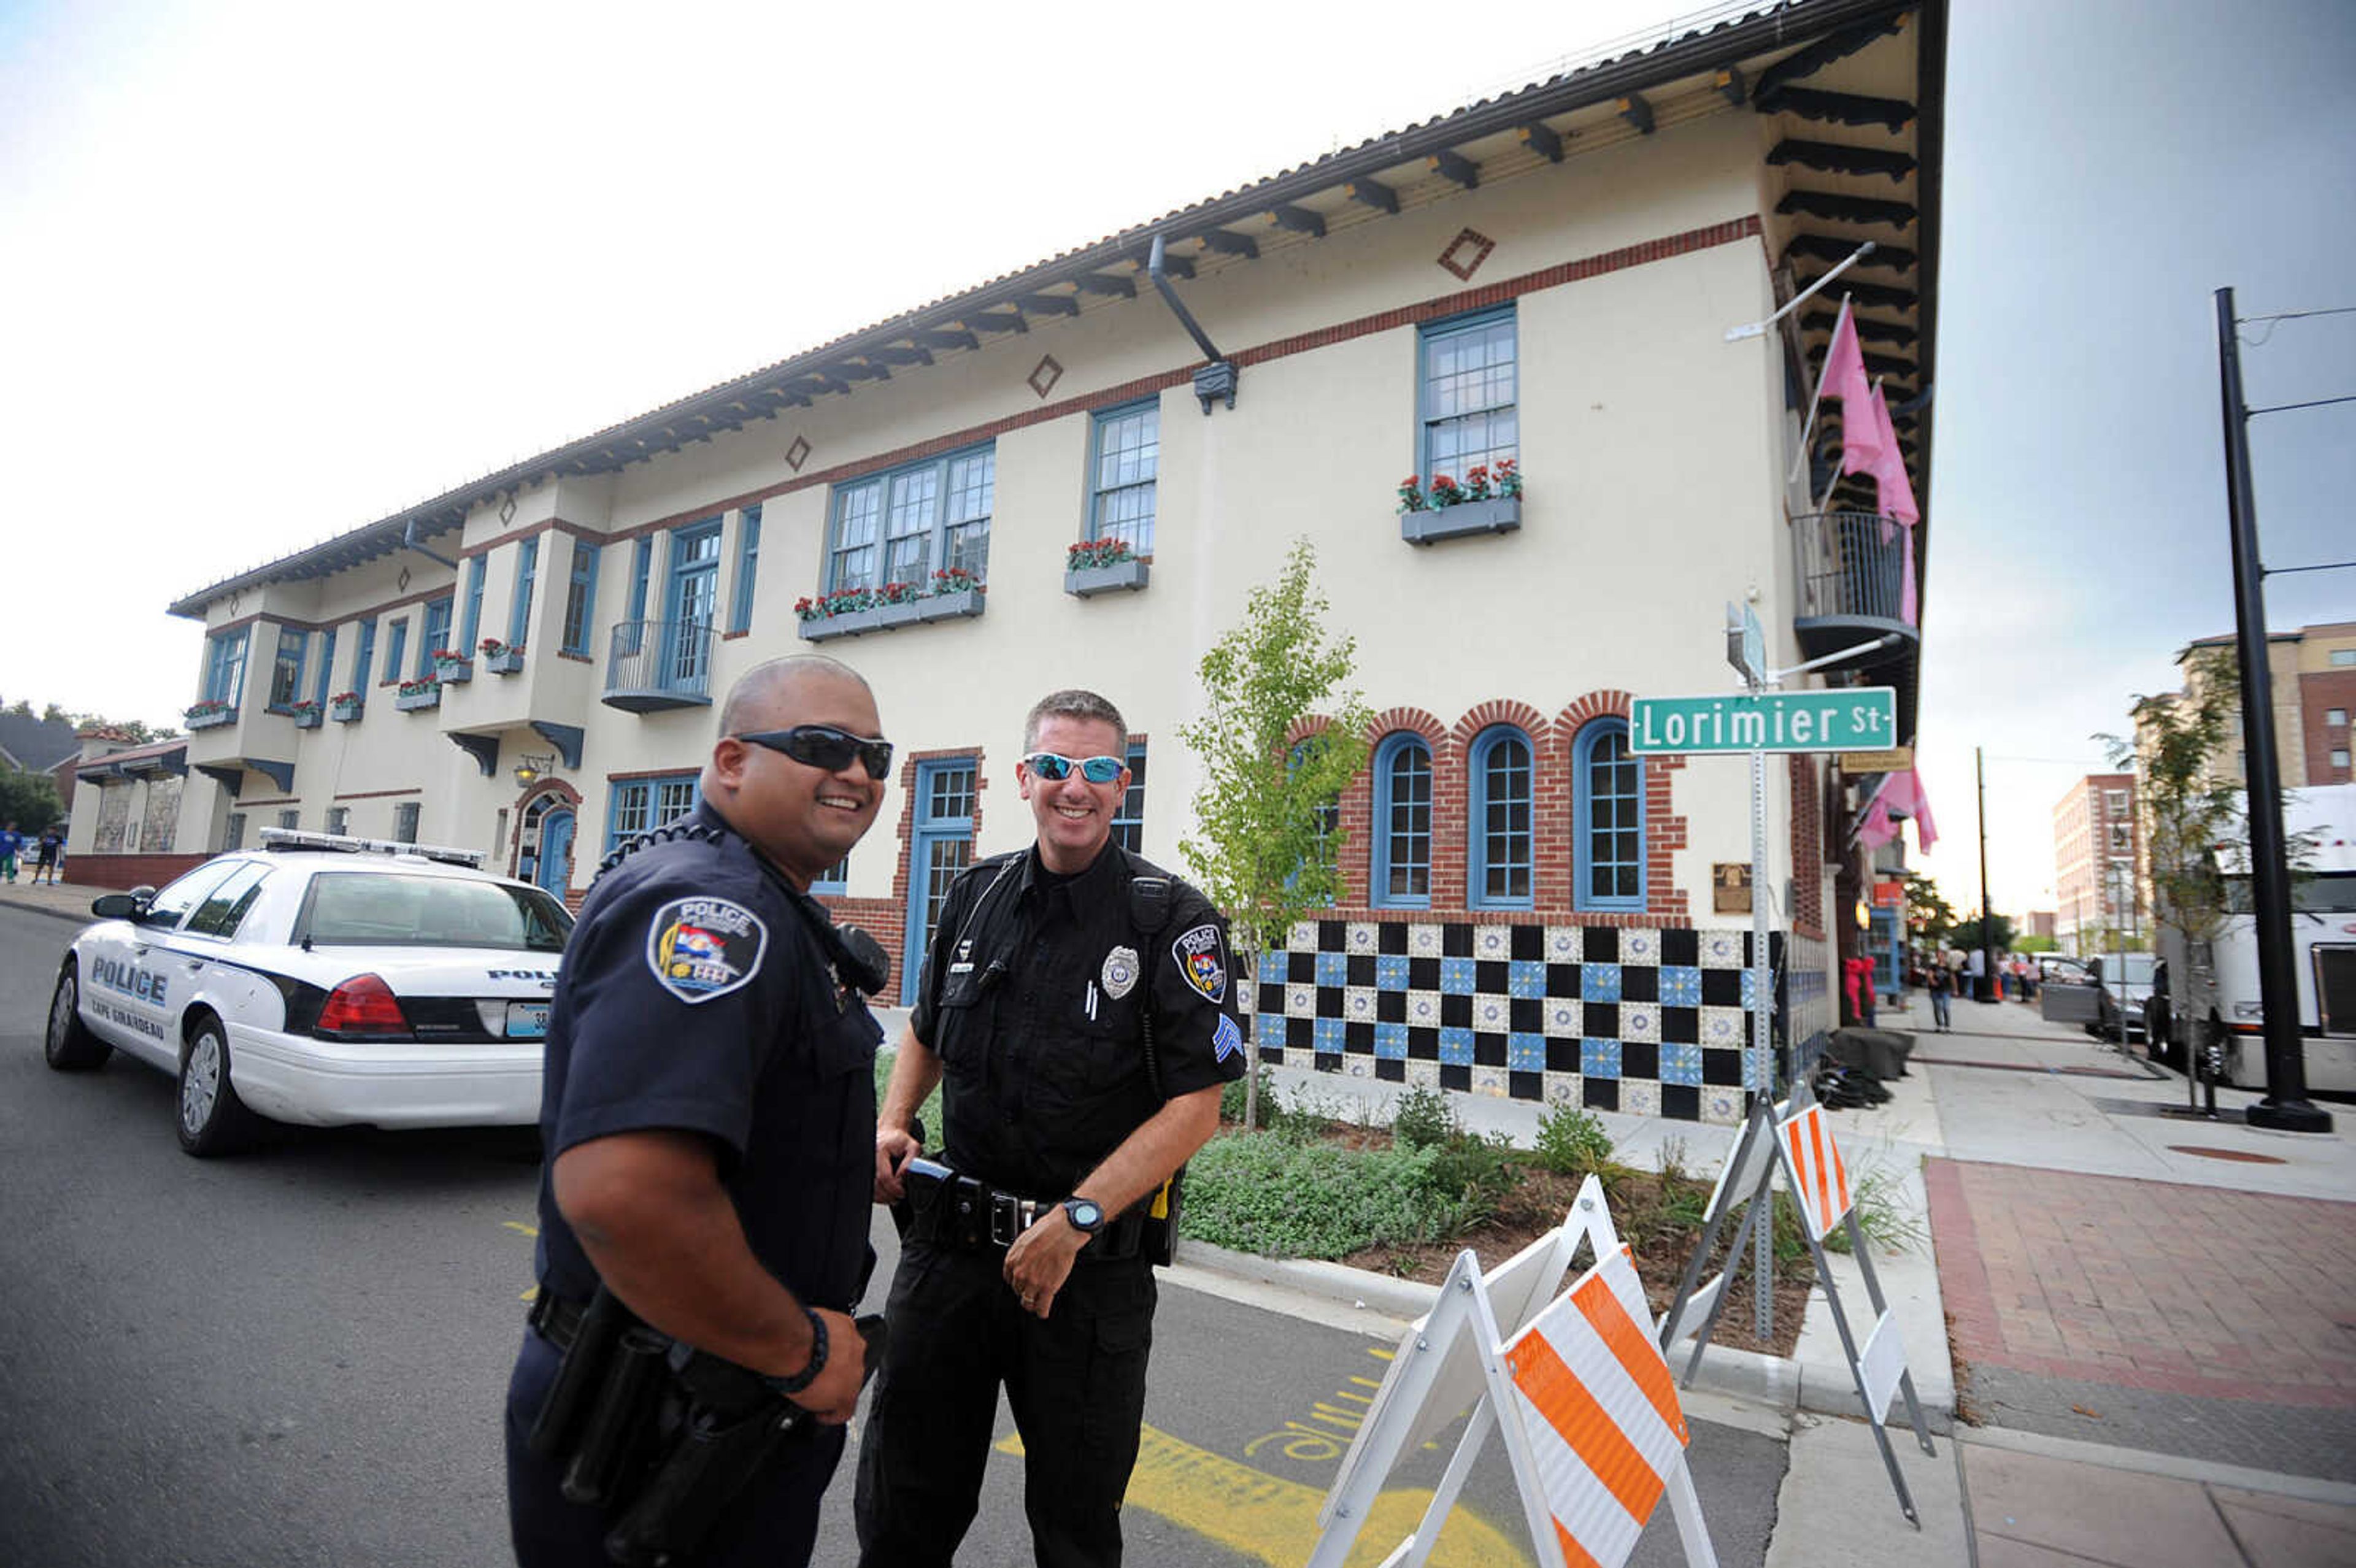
left=2038, top=951, right=2155, bottom=1040
left=42, top=829, right=572, bottom=1155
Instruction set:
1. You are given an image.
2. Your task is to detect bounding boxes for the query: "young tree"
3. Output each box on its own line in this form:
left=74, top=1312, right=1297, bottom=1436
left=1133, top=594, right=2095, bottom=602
left=2101, top=647, right=2244, bottom=959
left=1180, top=540, right=1371, bottom=1126
left=1900, top=870, right=1956, bottom=948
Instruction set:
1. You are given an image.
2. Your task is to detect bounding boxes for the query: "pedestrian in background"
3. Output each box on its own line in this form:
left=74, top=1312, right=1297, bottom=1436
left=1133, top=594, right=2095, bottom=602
left=33, top=826, right=63, bottom=885
left=1927, top=959, right=1952, bottom=1032
left=0, top=821, right=20, bottom=883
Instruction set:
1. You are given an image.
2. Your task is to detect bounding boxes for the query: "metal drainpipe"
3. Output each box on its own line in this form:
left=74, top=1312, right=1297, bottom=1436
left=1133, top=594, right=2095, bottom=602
left=1148, top=235, right=1238, bottom=415
left=402, top=517, right=460, bottom=570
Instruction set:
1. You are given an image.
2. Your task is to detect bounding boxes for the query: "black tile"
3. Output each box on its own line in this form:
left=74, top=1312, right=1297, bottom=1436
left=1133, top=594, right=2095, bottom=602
left=1511, top=924, right=1544, bottom=960
left=1441, top=994, right=1472, bottom=1028
left=1661, top=1006, right=1700, bottom=1045
left=1407, top=1027, right=1439, bottom=1061
left=1660, top=928, right=1698, bottom=966
left=1547, top=1039, right=1580, bottom=1073
left=1510, top=997, right=1542, bottom=1032
left=1319, top=920, right=1347, bottom=950
left=1660, top=1084, right=1701, bottom=1122
left=1257, top=1043, right=1284, bottom=1064
left=1442, top=924, right=1475, bottom=957
left=1474, top=1032, right=1507, bottom=1067
left=1702, top=1047, right=1744, bottom=1086
left=1376, top=1058, right=1405, bottom=1082
left=1409, top=956, right=1441, bottom=991
left=1346, top=953, right=1376, bottom=988
left=1582, top=1077, right=1620, bottom=1112
left=1314, top=1052, right=1343, bottom=1074
left=1622, top=966, right=1658, bottom=1004
left=1584, top=926, right=1618, bottom=961
left=1377, top=921, right=1409, bottom=955
left=1258, top=982, right=1287, bottom=1016
left=1621, top=1041, right=1658, bottom=1080
left=1344, top=1020, right=1374, bottom=1052
left=1315, top=988, right=1344, bottom=1019
left=1289, top=950, right=1317, bottom=983
left=1509, top=1070, right=1543, bottom=1102
left=1701, top=969, right=1743, bottom=1007
left=1377, top=990, right=1407, bottom=1024
left=1475, top=959, right=1509, bottom=995
left=1584, top=1002, right=1619, bottom=1039
left=1440, top=1064, right=1472, bottom=1092
left=1547, top=962, right=1580, bottom=997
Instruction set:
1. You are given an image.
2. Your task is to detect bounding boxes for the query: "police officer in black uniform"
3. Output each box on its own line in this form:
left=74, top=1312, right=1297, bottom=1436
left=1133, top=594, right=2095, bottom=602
left=856, top=688, right=1247, bottom=1568
left=504, top=655, right=893, bottom=1567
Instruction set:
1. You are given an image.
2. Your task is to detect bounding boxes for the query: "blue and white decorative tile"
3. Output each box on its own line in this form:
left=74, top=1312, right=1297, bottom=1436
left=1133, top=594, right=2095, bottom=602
left=1407, top=924, right=1444, bottom=958
left=1543, top=1070, right=1583, bottom=1107
left=1472, top=994, right=1511, bottom=1034
left=1258, top=951, right=1287, bottom=985
left=1343, top=987, right=1378, bottom=1025
left=1582, top=1038, right=1621, bottom=1078
left=1439, top=1027, right=1475, bottom=1066
left=1254, top=1013, right=1287, bottom=1049
left=1315, top=951, right=1349, bottom=988
left=1287, top=921, right=1319, bottom=951
left=1741, top=970, right=1759, bottom=1009
left=1702, top=1087, right=1744, bottom=1126
left=1472, top=1065, right=1508, bottom=1097
left=1621, top=928, right=1660, bottom=965
left=1582, top=963, right=1623, bottom=1003
left=1439, top=956, right=1478, bottom=995
left=1285, top=984, right=1317, bottom=1019
left=1621, top=1003, right=1660, bottom=1043
left=1345, top=922, right=1378, bottom=954
left=1742, top=1048, right=1769, bottom=1090
left=1542, top=996, right=1584, bottom=1038
left=1700, top=931, right=1744, bottom=968
left=1508, top=960, right=1546, bottom=999
left=1660, top=966, right=1703, bottom=1007
left=1472, top=926, right=1512, bottom=963
left=1701, top=1006, right=1746, bottom=1047
left=1508, top=1033, right=1546, bottom=1073
left=1376, top=954, right=1411, bottom=990
left=1545, top=926, right=1583, bottom=963
left=1405, top=1059, right=1441, bottom=1088
left=1284, top=1047, right=1317, bottom=1071
left=1621, top=1080, right=1661, bottom=1118
left=1311, top=1017, right=1345, bottom=1053
left=1374, top=1021, right=1408, bottom=1059
left=1660, top=1043, right=1704, bottom=1086
left=1406, top=990, right=1443, bottom=1029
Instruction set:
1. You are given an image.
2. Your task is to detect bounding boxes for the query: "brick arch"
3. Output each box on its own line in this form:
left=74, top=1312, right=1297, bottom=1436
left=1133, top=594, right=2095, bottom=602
left=1449, top=700, right=1553, bottom=910
left=1346, top=709, right=1450, bottom=907
left=508, top=778, right=585, bottom=888
left=1556, top=692, right=1689, bottom=921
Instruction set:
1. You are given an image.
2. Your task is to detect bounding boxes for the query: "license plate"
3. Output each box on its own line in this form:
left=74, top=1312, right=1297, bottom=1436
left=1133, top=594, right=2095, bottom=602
left=506, top=1002, right=551, bottom=1040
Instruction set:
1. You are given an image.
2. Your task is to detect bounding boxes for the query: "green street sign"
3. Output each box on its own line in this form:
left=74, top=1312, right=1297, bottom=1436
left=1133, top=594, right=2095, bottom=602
left=1630, top=689, right=1897, bottom=755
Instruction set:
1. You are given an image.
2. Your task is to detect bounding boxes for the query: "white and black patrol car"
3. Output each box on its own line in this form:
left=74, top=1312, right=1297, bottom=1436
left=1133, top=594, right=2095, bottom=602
left=42, top=829, right=572, bottom=1156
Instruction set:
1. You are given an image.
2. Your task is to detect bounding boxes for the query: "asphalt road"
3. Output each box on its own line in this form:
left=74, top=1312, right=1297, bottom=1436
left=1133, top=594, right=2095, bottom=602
left=0, top=905, right=1786, bottom=1566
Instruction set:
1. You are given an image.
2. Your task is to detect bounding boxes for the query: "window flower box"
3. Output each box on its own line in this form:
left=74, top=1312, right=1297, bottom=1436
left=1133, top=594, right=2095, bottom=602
left=795, top=575, right=985, bottom=642
left=395, top=680, right=443, bottom=712
left=185, top=701, right=236, bottom=731
left=431, top=648, right=473, bottom=683
left=329, top=694, right=364, bottom=723
left=1398, top=460, right=1523, bottom=545
left=1064, top=539, right=1147, bottom=597
left=290, top=702, right=323, bottom=729
left=915, top=588, right=985, bottom=623
left=479, top=639, right=526, bottom=675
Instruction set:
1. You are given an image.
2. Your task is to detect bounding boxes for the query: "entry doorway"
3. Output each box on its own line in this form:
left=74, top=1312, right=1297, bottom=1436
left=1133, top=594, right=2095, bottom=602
left=903, top=758, right=977, bottom=1005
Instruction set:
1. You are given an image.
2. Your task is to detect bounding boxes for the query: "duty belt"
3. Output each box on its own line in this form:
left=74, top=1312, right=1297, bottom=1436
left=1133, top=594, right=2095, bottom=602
left=899, top=1161, right=1147, bottom=1262
left=527, top=1287, right=590, bottom=1350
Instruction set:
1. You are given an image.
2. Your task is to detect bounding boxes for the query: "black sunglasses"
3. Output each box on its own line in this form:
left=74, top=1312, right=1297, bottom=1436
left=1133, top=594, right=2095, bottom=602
left=736, top=725, right=895, bottom=781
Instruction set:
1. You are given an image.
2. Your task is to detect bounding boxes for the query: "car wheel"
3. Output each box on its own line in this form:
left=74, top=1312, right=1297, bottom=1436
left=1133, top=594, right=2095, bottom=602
left=177, top=1015, right=257, bottom=1157
left=44, top=966, right=112, bottom=1071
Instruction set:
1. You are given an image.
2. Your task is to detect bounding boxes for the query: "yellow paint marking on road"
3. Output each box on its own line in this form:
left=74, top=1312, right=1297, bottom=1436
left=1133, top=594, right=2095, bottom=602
left=994, top=1423, right=1530, bottom=1567
left=504, top=1221, right=539, bottom=1237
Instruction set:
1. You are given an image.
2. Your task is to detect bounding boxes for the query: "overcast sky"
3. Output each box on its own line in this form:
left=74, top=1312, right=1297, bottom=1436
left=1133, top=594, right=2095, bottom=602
left=4, top=0, right=2352, bottom=917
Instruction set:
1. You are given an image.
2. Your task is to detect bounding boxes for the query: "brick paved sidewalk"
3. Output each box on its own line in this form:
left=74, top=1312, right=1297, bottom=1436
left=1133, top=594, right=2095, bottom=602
left=1930, top=1156, right=2356, bottom=1479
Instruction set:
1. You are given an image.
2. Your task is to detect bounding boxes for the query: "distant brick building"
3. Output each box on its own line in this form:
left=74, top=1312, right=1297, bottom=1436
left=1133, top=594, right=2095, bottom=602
left=2054, top=773, right=2137, bottom=955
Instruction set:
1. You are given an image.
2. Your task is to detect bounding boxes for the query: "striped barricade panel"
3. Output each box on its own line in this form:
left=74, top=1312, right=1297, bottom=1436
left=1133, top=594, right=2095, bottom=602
left=1501, top=1245, right=1692, bottom=1568
left=1778, top=1103, right=1854, bottom=1241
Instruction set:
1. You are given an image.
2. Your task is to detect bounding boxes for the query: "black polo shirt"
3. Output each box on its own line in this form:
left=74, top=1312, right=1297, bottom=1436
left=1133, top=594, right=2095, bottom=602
left=912, top=839, right=1245, bottom=1199
left=533, top=805, right=882, bottom=1313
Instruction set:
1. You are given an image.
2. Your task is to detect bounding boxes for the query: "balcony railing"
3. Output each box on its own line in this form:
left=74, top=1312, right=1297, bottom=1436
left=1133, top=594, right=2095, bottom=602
left=603, top=619, right=716, bottom=713
left=1791, top=510, right=1910, bottom=626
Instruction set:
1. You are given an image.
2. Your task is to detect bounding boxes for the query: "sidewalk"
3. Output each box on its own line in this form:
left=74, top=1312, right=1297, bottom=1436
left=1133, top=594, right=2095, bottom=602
left=0, top=875, right=123, bottom=926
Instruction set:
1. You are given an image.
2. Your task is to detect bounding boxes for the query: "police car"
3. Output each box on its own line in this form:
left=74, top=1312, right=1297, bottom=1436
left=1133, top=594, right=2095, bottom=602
left=42, top=829, right=573, bottom=1156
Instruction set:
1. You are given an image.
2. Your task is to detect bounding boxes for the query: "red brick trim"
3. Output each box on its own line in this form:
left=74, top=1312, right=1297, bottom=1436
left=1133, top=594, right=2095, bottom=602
left=1347, top=709, right=1451, bottom=907
left=874, top=745, right=990, bottom=999
left=331, top=786, right=423, bottom=801
left=239, top=797, right=299, bottom=809
left=1788, top=755, right=1826, bottom=936
left=509, top=780, right=585, bottom=888
left=557, top=651, right=595, bottom=665
left=64, top=852, right=208, bottom=891
left=606, top=765, right=702, bottom=783
left=455, top=517, right=602, bottom=562
left=1556, top=693, right=1690, bottom=921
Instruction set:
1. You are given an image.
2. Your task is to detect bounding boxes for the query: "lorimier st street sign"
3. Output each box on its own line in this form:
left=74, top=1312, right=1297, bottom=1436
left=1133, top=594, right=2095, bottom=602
left=1630, top=689, right=1897, bottom=755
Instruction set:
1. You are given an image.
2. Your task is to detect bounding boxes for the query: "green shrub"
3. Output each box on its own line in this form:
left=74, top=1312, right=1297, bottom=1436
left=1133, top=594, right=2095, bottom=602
left=1182, top=1131, right=1466, bottom=1258
left=1822, top=1159, right=1923, bottom=1255
left=1221, top=1065, right=1284, bottom=1127
left=1422, top=1130, right=1522, bottom=1228
left=872, top=1047, right=944, bottom=1143
left=1533, top=1102, right=1615, bottom=1175
left=1390, top=1085, right=1455, bottom=1151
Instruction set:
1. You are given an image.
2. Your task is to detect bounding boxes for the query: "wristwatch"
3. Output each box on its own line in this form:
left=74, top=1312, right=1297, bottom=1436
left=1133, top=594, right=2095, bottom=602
left=763, top=1307, right=828, bottom=1397
left=1061, top=1196, right=1106, bottom=1235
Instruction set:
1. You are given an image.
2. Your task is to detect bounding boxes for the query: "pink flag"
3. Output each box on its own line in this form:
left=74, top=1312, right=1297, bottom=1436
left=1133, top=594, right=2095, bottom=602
left=1856, top=793, right=1899, bottom=851
left=1867, top=383, right=1920, bottom=625
left=1822, top=302, right=1880, bottom=477
left=1883, top=768, right=1939, bottom=852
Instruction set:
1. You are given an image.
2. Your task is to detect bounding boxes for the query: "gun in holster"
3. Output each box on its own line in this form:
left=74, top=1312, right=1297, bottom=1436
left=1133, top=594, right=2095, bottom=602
left=526, top=1285, right=672, bottom=1508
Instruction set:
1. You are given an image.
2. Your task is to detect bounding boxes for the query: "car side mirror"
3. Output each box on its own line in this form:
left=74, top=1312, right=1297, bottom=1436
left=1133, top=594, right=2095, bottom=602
left=91, top=889, right=154, bottom=921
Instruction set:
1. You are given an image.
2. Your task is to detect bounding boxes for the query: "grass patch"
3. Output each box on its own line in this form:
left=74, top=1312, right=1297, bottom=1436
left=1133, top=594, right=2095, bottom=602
left=872, top=1047, right=944, bottom=1140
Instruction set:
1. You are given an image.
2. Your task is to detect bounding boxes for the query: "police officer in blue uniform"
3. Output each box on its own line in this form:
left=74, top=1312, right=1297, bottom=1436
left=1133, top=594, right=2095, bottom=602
left=857, top=688, right=1247, bottom=1568
left=504, top=655, right=893, bottom=1567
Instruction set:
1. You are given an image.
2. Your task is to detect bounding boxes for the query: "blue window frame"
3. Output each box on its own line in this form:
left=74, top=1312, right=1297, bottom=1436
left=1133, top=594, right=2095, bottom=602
left=827, top=444, right=993, bottom=593
left=606, top=773, right=699, bottom=853
left=562, top=539, right=602, bottom=655
left=1089, top=402, right=1158, bottom=556
left=352, top=620, right=375, bottom=694
left=811, top=853, right=849, bottom=896
left=1469, top=725, right=1533, bottom=908
left=1110, top=742, right=1147, bottom=853
left=202, top=627, right=250, bottom=706
left=1574, top=718, right=1644, bottom=911
left=385, top=617, right=409, bottom=683
left=1419, top=307, right=1517, bottom=486
left=460, top=555, right=486, bottom=655
left=1371, top=733, right=1433, bottom=909
left=1287, top=739, right=1340, bottom=906
left=266, top=627, right=307, bottom=712
left=313, top=628, right=337, bottom=709
left=903, top=758, right=979, bottom=1004
left=418, top=596, right=453, bottom=675
left=730, top=505, right=761, bottom=634
left=626, top=537, right=653, bottom=622
left=509, top=538, right=539, bottom=649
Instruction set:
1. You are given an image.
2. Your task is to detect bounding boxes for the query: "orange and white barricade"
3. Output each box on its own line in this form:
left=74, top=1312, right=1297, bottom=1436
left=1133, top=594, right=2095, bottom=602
left=1780, top=1102, right=1854, bottom=1241
left=1309, top=1176, right=1717, bottom=1568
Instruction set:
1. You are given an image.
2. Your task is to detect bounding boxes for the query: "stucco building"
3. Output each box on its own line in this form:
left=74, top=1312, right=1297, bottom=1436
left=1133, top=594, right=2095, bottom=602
left=68, top=0, right=1945, bottom=1124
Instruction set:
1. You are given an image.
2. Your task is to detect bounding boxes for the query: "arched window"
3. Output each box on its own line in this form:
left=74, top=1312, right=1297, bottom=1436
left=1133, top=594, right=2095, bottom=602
left=1574, top=718, right=1644, bottom=911
left=1288, top=739, right=1340, bottom=906
left=1468, top=725, right=1533, bottom=908
left=1369, top=734, right=1432, bottom=909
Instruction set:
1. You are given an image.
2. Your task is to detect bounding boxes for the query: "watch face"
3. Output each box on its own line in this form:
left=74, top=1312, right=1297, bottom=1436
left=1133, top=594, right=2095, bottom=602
left=1065, top=1198, right=1104, bottom=1232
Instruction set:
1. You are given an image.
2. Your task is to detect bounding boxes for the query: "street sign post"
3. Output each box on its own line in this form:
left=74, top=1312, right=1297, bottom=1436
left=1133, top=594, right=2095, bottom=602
left=1630, top=690, right=1896, bottom=756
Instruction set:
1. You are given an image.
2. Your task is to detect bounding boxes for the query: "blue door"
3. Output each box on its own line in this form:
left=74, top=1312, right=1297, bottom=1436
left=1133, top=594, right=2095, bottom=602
left=666, top=523, right=722, bottom=694
left=1868, top=907, right=1900, bottom=999
left=536, top=810, right=575, bottom=897
left=903, top=759, right=977, bottom=1005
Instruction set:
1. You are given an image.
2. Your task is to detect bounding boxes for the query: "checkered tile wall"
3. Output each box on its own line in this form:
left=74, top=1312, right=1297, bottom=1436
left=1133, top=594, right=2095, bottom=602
left=1250, top=919, right=1785, bottom=1124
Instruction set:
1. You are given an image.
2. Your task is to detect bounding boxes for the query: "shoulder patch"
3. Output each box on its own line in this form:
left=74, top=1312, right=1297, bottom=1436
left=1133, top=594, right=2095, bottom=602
left=1211, top=1013, right=1244, bottom=1063
left=1171, top=923, right=1227, bottom=1004
left=645, top=896, right=768, bottom=1004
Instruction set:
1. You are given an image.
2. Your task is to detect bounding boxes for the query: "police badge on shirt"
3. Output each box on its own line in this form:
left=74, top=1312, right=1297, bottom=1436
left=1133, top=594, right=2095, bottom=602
left=646, top=897, right=768, bottom=1004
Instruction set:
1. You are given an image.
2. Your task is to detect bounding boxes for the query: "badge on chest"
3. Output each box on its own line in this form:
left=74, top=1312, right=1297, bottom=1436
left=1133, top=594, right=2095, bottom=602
left=1100, top=945, right=1140, bottom=1000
